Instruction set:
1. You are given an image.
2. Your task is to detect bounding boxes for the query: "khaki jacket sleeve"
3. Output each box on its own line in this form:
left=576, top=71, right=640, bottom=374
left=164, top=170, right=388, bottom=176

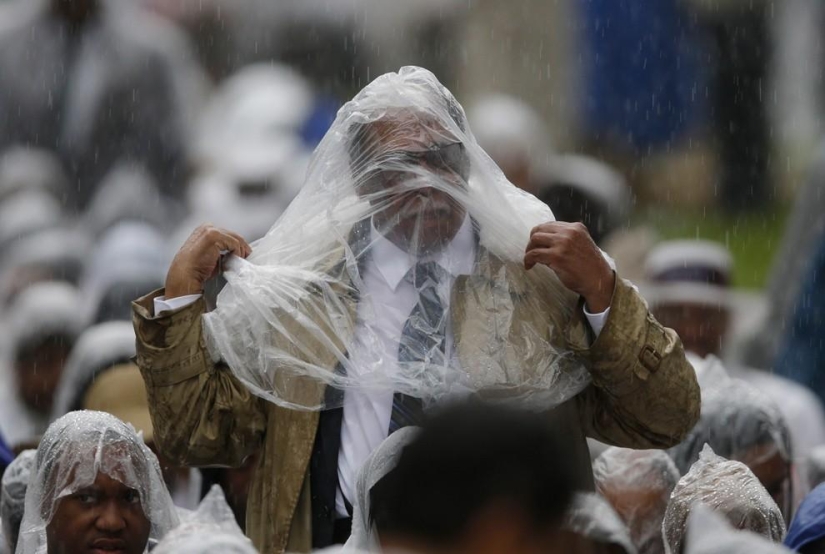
left=571, top=277, right=700, bottom=449
left=132, top=289, right=267, bottom=467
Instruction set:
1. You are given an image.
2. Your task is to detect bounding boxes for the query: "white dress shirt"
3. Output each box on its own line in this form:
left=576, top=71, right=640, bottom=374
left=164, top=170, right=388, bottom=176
left=153, top=216, right=610, bottom=518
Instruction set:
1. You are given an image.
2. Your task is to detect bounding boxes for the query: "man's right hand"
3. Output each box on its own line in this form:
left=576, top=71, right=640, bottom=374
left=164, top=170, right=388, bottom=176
left=165, top=225, right=252, bottom=299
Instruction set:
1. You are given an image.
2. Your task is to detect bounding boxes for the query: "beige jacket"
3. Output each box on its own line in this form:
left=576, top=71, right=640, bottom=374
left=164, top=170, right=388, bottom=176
left=132, top=247, right=700, bottom=554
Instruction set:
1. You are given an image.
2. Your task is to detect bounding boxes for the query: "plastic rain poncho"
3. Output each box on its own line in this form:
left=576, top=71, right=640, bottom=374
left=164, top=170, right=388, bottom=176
left=2, top=450, right=36, bottom=554
left=80, top=222, right=169, bottom=324
left=565, top=492, right=637, bottom=554
left=684, top=504, right=793, bottom=554
left=663, top=445, right=786, bottom=554
left=50, top=322, right=137, bottom=419
left=667, top=378, right=793, bottom=517
left=202, top=66, right=591, bottom=411
left=153, top=485, right=256, bottom=554
left=15, top=411, right=179, bottom=554
left=344, top=427, right=420, bottom=551
left=594, top=447, right=680, bottom=554
left=0, top=282, right=84, bottom=448
left=784, top=483, right=825, bottom=551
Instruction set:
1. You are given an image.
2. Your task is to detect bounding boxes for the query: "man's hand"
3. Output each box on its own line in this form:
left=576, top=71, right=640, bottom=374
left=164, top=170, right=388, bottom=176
left=524, top=221, right=615, bottom=313
left=165, top=225, right=252, bottom=299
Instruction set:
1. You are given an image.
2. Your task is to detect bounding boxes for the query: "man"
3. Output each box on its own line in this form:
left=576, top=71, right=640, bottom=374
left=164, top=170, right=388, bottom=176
left=14, top=410, right=179, bottom=554
left=133, top=67, right=699, bottom=553
left=0, top=0, right=203, bottom=208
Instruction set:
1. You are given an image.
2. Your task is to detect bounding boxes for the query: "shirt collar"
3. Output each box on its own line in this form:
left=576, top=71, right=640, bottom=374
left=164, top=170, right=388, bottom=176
left=370, top=215, right=475, bottom=291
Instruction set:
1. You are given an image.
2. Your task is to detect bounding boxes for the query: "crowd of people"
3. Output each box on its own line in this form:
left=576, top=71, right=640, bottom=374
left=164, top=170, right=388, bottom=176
left=3, top=1, right=825, bottom=554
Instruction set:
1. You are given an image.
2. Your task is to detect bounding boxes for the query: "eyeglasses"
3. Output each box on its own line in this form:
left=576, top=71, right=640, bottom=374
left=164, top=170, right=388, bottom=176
left=362, top=142, right=470, bottom=187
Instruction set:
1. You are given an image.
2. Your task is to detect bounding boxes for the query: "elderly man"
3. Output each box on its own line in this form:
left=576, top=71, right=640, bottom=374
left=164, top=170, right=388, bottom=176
left=133, top=67, right=699, bottom=553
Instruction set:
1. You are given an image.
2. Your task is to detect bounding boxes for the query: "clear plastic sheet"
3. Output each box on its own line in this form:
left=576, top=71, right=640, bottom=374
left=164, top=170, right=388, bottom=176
left=565, top=492, right=637, bottom=554
left=153, top=485, right=257, bottom=554
left=684, top=504, right=792, bottom=554
left=202, top=66, right=591, bottom=411
left=50, top=321, right=137, bottom=419
left=667, top=377, right=793, bottom=516
left=594, top=447, right=680, bottom=554
left=15, top=411, right=179, bottom=554
left=662, top=445, right=786, bottom=554
left=344, top=427, right=420, bottom=551
left=1, top=450, right=36, bottom=553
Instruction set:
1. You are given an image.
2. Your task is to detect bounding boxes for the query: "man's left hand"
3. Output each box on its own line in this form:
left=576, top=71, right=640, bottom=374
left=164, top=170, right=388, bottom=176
left=524, top=221, right=616, bottom=313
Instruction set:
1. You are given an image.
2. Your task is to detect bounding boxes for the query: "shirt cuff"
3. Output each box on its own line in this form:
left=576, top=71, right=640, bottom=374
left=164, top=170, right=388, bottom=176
left=154, top=294, right=202, bottom=316
left=583, top=305, right=611, bottom=338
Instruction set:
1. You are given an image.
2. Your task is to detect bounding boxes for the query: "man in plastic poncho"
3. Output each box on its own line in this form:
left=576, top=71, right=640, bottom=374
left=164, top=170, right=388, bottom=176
left=132, top=67, right=700, bottom=553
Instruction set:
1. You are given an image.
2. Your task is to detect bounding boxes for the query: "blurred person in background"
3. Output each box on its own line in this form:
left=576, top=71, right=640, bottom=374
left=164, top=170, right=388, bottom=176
left=563, top=492, right=637, bottom=554
left=1, top=449, right=35, bottom=554
left=784, top=483, right=825, bottom=553
left=0, top=147, right=69, bottom=206
left=468, top=94, right=645, bottom=279
left=663, top=445, right=787, bottom=554
left=668, top=377, right=794, bottom=522
left=50, top=321, right=203, bottom=510
left=686, top=0, right=773, bottom=213
left=746, top=141, right=825, bottom=371
left=365, top=402, right=579, bottom=554
left=537, top=155, right=632, bottom=247
left=15, top=410, right=180, bottom=554
left=775, top=235, right=825, bottom=411
left=594, top=448, right=681, bottom=554
left=645, top=240, right=825, bottom=461
left=0, top=0, right=206, bottom=210
left=79, top=221, right=169, bottom=324
left=467, top=93, right=556, bottom=197
left=0, top=282, right=83, bottom=452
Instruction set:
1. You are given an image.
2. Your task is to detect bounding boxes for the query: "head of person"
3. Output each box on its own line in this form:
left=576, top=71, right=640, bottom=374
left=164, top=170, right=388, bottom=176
left=152, top=485, right=257, bottom=554
left=15, top=411, right=179, bottom=554
left=644, top=240, right=732, bottom=358
left=346, top=69, right=471, bottom=257
left=7, top=282, right=84, bottom=414
left=563, top=493, right=637, bottom=554
left=1, top=449, right=37, bottom=553
left=784, top=483, right=825, bottom=553
left=367, top=401, right=577, bottom=554
left=663, top=445, right=786, bottom=554
left=668, top=380, right=793, bottom=521
left=466, top=93, right=555, bottom=195
left=537, top=155, right=631, bottom=246
left=594, top=448, right=680, bottom=554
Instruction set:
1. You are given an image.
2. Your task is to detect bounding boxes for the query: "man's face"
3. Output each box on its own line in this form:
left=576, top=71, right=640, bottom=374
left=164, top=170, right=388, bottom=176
left=652, top=303, right=728, bottom=358
left=46, top=471, right=151, bottom=554
left=357, top=113, right=469, bottom=256
left=15, top=335, right=73, bottom=414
